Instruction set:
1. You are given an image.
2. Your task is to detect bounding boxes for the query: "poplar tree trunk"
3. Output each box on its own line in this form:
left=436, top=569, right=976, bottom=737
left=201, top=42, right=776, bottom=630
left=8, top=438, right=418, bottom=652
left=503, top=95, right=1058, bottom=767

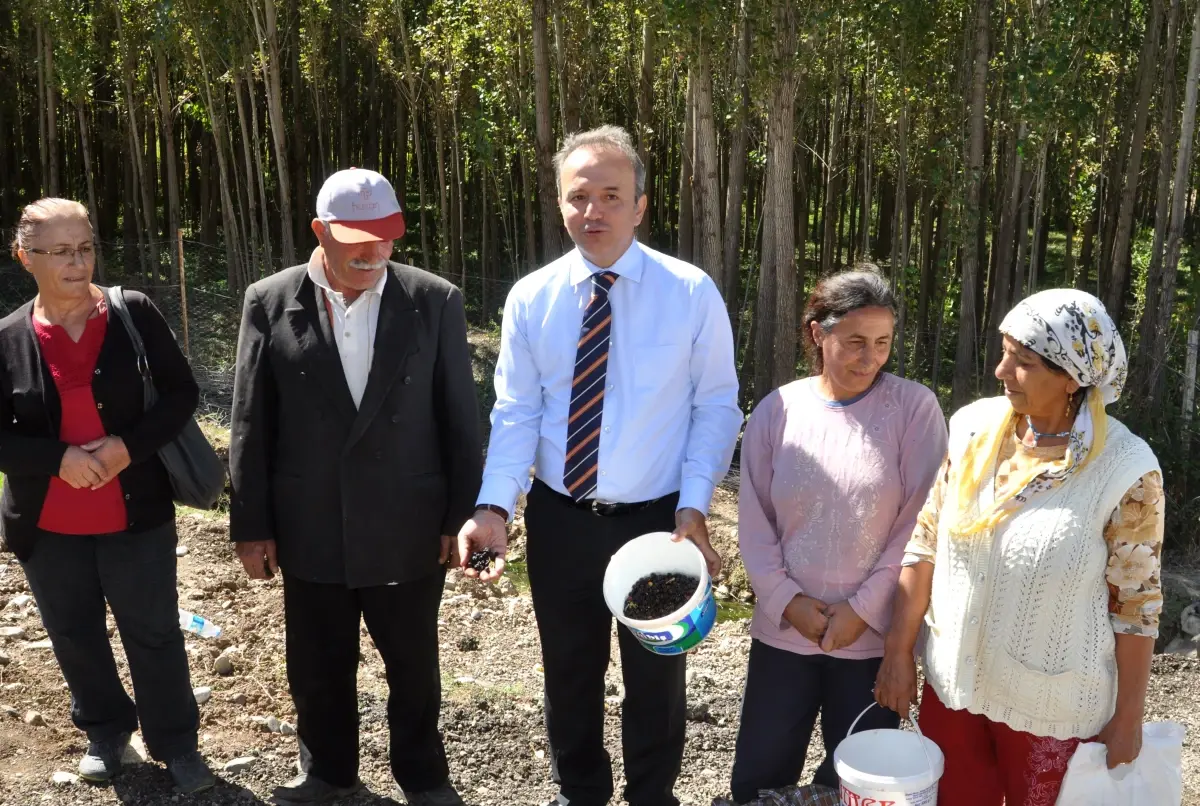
left=434, top=105, right=450, bottom=273
left=1137, top=0, right=1200, bottom=397
left=693, top=36, right=724, bottom=288
left=822, top=81, right=844, bottom=276
left=245, top=70, right=274, bottom=275
left=115, top=8, right=157, bottom=282
left=44, top=30, right=60, bottom=196
left=677, top=70, right=695, bottom=262
left=532, top=0, right=561, bottom=263
left=1106, top=0, right=1165, bottom=322
left=232, top=68, right=261, bottom=280
left=754, top=0, right=798, bottom=403
left=721, top=0, right=751, bottom=305
left=1131, top=0, right=1182, bottom=399
left=36, top=23, right=47, bottom=192
left=76, top=103, right=104, bottom=279
left=636, top=14, right=657, bottom=245
left=985, top=122, right=1025, bottom=373
left=395, top=0, right=433, bottom=270
left=252, top=0, right=298, bottom=265
left=155, top=47, right=181, bottom=256
left=953, top=0, right=991, bottom=408
left=914, top=192, right=938, bottom=376
left=194, top=47, right=245, bottom=289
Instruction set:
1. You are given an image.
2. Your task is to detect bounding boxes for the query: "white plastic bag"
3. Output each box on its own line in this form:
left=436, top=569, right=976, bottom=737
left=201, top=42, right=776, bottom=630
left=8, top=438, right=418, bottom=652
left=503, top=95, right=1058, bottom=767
left=1055, top=722, right=1185, bottom=805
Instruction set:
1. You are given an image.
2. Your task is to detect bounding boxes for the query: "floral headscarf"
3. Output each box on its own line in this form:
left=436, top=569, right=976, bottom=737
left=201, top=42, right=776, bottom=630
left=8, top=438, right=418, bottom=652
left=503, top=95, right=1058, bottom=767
left=1001, top=289, right=1127, bottom=404
left=950, top=289, right=1126, bottom=537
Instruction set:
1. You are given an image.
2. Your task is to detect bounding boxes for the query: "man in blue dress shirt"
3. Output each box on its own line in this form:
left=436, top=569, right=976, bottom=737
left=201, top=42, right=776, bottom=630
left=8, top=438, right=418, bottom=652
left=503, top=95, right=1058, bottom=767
left=458, top=125, right=742, bottom=806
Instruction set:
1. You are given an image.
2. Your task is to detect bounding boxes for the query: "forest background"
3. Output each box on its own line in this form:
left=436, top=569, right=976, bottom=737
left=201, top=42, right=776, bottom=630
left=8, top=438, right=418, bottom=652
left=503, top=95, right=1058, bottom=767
left=1, top=0, right=1200, bottom=550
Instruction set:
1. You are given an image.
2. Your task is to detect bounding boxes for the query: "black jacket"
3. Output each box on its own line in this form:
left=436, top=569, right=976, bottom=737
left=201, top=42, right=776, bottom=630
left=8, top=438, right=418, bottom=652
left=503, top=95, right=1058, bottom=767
left=0, top=289, right=200, bottom=559
left=228, top=262, right=481, bottom=588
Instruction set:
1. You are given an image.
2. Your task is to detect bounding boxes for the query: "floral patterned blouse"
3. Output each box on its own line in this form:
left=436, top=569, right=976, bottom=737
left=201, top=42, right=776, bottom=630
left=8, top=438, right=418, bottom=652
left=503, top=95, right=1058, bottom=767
left=905, top=426, right=1164, bottom=638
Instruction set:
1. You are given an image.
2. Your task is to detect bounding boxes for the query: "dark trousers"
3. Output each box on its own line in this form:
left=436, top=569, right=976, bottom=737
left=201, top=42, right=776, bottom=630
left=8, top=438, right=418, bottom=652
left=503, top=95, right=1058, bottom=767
left=729, top=640, right=897, bottom=803
left=525, top=479, right=687, bottom=806
left=282, top=570, right=449, bottom=792
left=19, top=522, right=199, bottom=761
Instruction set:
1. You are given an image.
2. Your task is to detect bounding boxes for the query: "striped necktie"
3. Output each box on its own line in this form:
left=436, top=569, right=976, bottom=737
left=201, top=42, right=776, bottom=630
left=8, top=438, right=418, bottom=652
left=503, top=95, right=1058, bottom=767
left=563, top=271, right=618, bottom=501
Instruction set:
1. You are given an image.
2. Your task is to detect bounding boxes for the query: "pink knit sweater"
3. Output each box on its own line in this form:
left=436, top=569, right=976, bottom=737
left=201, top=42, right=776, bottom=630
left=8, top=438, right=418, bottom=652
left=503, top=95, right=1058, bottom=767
left=738, top=373, right=947, bottom=658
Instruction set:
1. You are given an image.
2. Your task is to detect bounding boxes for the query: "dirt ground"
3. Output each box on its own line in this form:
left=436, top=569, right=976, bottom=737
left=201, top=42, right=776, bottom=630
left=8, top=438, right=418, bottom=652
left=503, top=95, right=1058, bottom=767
left=0, top=499, right=1198, bottom=806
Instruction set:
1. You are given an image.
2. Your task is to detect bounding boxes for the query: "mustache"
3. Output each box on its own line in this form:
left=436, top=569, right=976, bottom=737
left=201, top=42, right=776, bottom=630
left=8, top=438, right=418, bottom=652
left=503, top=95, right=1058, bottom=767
left=348, top=259, right=387, bottom=270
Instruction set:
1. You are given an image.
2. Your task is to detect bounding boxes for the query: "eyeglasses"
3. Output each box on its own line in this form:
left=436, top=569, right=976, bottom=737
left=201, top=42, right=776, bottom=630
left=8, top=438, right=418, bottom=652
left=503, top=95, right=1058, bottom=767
left=26, top=243, right=96, bottom=262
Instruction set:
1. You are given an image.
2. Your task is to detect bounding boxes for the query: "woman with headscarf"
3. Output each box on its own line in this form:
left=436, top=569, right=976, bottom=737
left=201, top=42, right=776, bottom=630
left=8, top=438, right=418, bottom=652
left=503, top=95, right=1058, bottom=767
left=875, top=289, right=1164, bottom=805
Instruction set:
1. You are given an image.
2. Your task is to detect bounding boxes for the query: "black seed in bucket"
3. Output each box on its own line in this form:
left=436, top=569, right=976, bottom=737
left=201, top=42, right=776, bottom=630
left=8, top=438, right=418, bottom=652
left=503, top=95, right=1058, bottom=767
left=468, top=550, right=497, bottom=573
left=623, top=573, right=699, bottom=621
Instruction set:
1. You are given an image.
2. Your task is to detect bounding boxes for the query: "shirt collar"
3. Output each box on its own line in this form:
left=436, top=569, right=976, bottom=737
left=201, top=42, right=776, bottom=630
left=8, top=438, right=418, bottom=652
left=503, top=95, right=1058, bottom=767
left=568, top=239, right=644, bottom=287
left=307, top=246, right=388, bottom=302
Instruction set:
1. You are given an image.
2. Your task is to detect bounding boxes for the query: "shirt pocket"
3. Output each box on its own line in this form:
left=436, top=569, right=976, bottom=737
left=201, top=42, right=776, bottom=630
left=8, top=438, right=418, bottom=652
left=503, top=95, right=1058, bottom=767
left=630, top=343, right=691, bottom=397
left=8, top=384, right=47, bottom=425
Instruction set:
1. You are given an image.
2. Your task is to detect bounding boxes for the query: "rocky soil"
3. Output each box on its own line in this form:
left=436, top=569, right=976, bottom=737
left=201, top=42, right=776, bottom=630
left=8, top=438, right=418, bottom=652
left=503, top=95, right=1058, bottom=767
left=0, top=502, right=1197, bottom=805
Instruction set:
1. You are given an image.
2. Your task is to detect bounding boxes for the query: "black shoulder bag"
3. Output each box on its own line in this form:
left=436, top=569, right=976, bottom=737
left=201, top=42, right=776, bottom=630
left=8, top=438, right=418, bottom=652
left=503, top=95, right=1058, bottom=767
left=104, top=286, right=225, bottom=510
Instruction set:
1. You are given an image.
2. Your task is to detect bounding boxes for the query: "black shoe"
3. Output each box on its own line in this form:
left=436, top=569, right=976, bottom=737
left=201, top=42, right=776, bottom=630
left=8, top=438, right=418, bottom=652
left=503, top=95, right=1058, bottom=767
left=166, top=751, right=216, bottom=794
left=399, top=782, right=466, bottom=805
left=78, top=732, right=131, bottom=782
left=271, top=772, right=366, bottom=804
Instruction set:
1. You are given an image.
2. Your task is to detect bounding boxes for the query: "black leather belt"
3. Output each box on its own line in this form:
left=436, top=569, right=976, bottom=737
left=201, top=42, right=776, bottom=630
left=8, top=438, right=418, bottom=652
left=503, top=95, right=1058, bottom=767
left=534, top=479, right=669, bottom=517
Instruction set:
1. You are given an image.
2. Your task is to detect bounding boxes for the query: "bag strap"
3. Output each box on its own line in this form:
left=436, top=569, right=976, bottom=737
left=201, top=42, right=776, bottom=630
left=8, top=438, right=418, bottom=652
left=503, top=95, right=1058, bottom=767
left=104, top=285, right=148, bottom=375
left=103, top=285, right=154, bottom=412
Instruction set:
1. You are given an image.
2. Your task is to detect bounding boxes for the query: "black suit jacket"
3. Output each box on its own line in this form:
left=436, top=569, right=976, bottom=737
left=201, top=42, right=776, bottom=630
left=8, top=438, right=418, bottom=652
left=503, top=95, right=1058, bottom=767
left=228, top=261, right=481, bottom=588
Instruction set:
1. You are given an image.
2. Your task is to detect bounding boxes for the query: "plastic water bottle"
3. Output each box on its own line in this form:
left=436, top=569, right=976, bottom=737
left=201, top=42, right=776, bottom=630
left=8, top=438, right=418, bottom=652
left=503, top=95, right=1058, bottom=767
left=178, top=609, right=222, bottom=639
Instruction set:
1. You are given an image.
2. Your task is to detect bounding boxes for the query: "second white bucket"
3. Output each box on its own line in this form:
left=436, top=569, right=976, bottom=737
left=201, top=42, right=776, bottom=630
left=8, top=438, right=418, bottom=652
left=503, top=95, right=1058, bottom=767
left=833, top=703, right=944, bottom=806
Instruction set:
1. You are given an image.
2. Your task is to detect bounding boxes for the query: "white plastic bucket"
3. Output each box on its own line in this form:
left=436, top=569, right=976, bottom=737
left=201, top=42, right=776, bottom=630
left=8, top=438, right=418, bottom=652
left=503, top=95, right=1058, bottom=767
left=833, top=703, right=944, bottom=806
left=602, top=531, right=716, bottom=655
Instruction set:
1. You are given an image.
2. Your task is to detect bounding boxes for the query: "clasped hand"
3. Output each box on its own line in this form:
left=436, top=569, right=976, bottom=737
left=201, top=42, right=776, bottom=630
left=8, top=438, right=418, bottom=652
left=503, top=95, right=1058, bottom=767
left=784, top=595, right=869, bottom=653
left=58, top=437, right=131, bottom=490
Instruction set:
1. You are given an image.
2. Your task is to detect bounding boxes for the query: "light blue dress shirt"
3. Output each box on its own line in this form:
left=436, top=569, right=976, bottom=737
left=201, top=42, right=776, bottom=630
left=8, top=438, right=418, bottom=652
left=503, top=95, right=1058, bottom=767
left=478, top=240, right=743, bottom=517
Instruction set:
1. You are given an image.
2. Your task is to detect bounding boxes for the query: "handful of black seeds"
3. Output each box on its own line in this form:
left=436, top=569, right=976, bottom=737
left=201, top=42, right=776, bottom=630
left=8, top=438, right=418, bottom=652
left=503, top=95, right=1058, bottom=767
left=468, top=550, right=498, bottom=573
left=623, top=573, right=699, bottom=620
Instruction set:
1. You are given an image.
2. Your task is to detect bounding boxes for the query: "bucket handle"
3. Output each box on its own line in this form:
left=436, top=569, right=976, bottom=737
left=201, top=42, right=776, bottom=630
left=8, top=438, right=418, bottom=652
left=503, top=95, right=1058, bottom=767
left=846, top=701, right=937, bottom=781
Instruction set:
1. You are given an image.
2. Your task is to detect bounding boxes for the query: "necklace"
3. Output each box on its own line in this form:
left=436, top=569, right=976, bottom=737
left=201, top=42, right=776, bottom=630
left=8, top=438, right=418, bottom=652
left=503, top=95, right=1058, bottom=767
left=1025, top=415, right=1072, bottom=446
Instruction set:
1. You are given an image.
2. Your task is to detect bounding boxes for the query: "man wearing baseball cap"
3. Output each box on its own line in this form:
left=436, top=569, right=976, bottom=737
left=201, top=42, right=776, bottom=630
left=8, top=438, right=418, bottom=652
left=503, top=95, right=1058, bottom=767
left=230, top=168, right=480, bottom=805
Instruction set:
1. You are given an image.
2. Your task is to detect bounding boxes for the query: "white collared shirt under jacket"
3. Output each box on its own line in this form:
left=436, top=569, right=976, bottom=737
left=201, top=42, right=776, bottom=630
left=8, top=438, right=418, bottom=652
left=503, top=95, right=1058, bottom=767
left=306, top=248, right=386, bottom=408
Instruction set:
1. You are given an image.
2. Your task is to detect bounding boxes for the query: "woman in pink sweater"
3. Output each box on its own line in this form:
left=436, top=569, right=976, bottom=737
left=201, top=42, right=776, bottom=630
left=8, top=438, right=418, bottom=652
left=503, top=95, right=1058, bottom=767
left=730, top=268, right=947, bottom=802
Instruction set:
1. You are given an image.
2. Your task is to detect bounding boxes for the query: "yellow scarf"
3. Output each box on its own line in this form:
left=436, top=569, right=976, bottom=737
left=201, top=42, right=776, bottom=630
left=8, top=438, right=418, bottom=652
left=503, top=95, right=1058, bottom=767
left=949, top=388, right=1108, bottom=538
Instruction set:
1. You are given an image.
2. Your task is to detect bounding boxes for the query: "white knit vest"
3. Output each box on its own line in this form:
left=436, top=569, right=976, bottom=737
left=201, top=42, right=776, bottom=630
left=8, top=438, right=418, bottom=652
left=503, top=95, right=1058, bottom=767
left=921, top=398, right=1160, bottom=740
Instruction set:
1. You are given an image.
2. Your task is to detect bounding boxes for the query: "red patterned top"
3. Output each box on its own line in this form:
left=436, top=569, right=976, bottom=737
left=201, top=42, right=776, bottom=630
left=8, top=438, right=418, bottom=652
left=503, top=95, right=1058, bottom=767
left=33, top=308, right=127, bottom=535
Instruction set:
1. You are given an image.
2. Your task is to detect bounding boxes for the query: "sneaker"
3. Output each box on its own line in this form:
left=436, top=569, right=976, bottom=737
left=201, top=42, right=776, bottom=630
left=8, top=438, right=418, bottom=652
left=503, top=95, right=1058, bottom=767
left=271, top=772, right=366, bottom=804
left=167, top=751, right=216, bottom=794
left=78, top=732, right=131, bottom=782
left=399, top=782, right=466, bottom=805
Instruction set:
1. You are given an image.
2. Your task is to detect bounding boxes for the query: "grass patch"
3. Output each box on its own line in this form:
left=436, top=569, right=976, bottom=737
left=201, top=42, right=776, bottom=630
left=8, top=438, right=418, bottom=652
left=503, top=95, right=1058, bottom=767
left=442, top=673, right=528, bottom=705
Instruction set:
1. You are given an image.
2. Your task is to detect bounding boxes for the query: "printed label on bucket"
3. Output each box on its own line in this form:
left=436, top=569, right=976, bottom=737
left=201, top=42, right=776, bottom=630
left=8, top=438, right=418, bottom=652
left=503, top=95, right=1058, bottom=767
left=839, top=781, right=937, bottom=806
left=630, top=583, right=717, bottom=655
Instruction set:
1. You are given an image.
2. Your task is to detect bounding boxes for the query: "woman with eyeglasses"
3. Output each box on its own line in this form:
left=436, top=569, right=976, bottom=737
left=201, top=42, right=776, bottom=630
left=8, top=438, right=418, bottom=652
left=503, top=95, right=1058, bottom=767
left=0, top=198, right=214, bottom=792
